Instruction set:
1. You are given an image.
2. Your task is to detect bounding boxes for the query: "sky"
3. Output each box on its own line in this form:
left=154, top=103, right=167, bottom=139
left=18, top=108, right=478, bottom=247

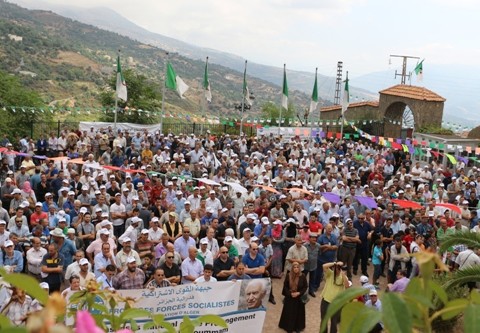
left=12, top=0, right=480, bottom=78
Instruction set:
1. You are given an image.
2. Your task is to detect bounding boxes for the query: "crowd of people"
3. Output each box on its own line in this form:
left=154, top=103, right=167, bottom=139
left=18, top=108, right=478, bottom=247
left=0, top=126, right=479, bottom=331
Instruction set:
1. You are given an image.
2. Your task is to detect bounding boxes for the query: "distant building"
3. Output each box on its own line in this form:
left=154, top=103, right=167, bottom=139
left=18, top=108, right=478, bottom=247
left=7, top=34, right=23, bottom=42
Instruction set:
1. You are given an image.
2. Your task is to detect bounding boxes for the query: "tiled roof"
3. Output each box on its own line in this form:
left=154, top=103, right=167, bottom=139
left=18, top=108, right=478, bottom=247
left=320, top=101, right=379, bottom=112
left=379, top=85, right=446, bottom=102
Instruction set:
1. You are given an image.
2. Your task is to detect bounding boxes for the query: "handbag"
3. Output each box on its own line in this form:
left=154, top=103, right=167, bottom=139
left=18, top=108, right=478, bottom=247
left=300, top=292, right=310, bottom=304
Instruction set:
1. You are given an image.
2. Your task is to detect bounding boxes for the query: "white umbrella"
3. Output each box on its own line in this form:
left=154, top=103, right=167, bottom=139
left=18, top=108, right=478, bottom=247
left=194, top=178, right=222, bottom=186
left=222, top=181, right=247, bottom=193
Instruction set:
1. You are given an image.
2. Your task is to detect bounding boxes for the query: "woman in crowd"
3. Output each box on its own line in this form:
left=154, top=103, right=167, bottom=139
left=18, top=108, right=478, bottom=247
left=278, top=262, right=307, bottom=333
left=320, top=261, right=349, bottom=333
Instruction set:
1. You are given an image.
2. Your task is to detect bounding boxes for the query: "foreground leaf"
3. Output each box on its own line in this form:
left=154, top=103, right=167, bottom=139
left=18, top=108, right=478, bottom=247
left=340, top=302, right=382, bottom=333
left=382, top=292, right=412, bottom=333
left=464, top=304, right=480, bottom=333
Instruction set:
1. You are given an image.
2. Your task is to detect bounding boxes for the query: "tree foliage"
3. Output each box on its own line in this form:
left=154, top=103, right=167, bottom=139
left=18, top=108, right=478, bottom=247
left=99, top=68, right=163, bottom=124
left=260, top=101, right=295, bottom=126
left=0, top=69, right=50, bottom=138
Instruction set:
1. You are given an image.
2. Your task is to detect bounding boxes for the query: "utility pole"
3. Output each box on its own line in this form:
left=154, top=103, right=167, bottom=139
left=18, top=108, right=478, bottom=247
left=334, top=61, right=343, bottom=105
left=390, top=54, right=420, bottom=85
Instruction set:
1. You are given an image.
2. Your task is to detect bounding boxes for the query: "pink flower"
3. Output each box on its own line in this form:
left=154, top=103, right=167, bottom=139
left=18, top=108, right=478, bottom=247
left=75, top=310, right=106, bottom=333
left=75, top=310, right=134, bottom=333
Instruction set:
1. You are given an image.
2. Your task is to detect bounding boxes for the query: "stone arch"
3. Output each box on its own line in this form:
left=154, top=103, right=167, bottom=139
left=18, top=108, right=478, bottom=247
left=378, top=85, right=445, bottom=138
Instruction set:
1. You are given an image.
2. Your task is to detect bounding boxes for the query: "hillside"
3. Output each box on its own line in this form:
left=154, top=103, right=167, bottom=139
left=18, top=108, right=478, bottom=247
left=0, top=1, right=315, bottom=120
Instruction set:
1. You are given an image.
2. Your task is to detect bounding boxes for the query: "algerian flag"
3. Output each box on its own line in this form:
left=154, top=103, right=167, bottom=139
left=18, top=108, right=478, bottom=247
left=116, top=55, right=127, bottom=101
left=309, top=68, right=318, bottom=114
left=203, top=57, right=212, bottom=102
left=281, top=64, right=288, bottom=109
left=414, top=59, right=424, bottom=82
left=165, top=62, right=189, bottom=99
left=342, top=74, right=349, bottom=115
left=243, top=60, right=252, bottom=106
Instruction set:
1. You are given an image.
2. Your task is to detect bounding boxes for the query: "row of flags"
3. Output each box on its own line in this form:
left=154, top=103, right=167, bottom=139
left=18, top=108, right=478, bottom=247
left=115, top=55, right=423, bottom=115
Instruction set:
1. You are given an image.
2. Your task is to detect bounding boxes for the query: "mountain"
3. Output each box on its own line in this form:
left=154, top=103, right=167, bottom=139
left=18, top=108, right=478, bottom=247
left=11, top=0, right=374, bottom=104
left=0, top=1, right=318, bottom=120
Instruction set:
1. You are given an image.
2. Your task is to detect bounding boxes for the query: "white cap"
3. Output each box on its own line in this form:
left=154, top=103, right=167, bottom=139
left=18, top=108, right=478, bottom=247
left=140, top=228, right=149, bottom=234
left=127, top=257, right=136, bottom=264
left=261, top=217, right=270, bottom=224
left=151, top=217, right=159, bottom=223
left=45, top=192, right=52, bottom=197
left=12, top=188, right=22, bottom=194
left=122, top=237, right=132, bottom=243
left=80, top=207, right=88, bottom=214
left=67, top=228, right=76, bottom=234
left=100, top=228, right=110, bottom=235
left=0, top=220, right=6, bottom=225
left=243, top=228, right=251, bottom=233
left=200, top=238, right=209, bottom=245
left=360, top=275, right=369, bottom=283
left=79, top=258, right=89, bottom=266
left=176, top=190, right=183, bottom=195
left=209, top=190, right=216, bottom=194
left=224, top=236, right=233, bottom=242
left=4, top=240, right=14, bottom=247
left=39, top=282, right=49, bottom=289
left=68, top=191, right=75, bottom=196
left=247, top=214, right=256, bottom=219
left=131, top=217, right=141, bottom=224
left=207, top=208, right=215, bottom=214
left=221, top=207, right=228, bottom=213
left=273, top=220, right=283, bottom=225
left=184, top=201, right=191, bottom=205
left=251, top=236, right=259, bottom=242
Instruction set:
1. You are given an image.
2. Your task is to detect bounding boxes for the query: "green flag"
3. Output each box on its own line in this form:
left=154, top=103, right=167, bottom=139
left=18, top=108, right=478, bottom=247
left=309, top=68, right=318, bottom=113
left=414, top=59, right=424, bottom=81
left=342, top=74, right=349, bottom=114
left=281, top=64, right=288, bottom=109
left=203, top=57, right=212, bottom=102
left=116, top=55, right=127, bottom=101
left=166, top=62, right=189, bottom=99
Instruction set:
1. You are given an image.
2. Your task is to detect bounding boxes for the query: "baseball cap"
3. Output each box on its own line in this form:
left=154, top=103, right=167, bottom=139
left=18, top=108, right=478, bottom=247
left=369, top=289, right=378, bottom=296
left=127, top=257, right=136, bottom=264
left=140, top=229, right=149, bottom=234
left=200, top=238, right=209, bottom=245
left=79, top=258, right=89, bottom=266
left=122, top=237, right=132, bottom=243
left=100, top=228, right=110, bottom=235
left=4, top=240, right=14, bottom=247
left=39, top=282, right=49, bottom=289
left=225, top=236, right=233, bottom=242
left=360, top=275, right=369, bottom=283
left=67, top=228, right=76, bottom=234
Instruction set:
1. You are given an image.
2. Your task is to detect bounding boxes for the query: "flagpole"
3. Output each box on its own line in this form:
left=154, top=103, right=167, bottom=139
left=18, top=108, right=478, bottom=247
left=278, top=63, right=285, bottom=135
left=114, top=50, right=120, bottom=131
left=160, top=52, right=168, bottom=134
left=240, top=60, right=247, bottom=136
left=340, top=71, right=348, bottom=140
left=310, top=67, right=317, bottom=140
left=201, top=56, right=209, bottom=135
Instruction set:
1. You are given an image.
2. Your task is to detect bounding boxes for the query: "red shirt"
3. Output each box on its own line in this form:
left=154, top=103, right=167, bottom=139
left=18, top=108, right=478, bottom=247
left=30, top=211, right=48, bottom=228
left=309, top=221, right=323, bottom=233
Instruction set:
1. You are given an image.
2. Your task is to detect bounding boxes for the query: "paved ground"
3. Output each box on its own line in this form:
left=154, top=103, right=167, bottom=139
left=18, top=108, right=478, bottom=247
left=261, top=263, right=386, bottom=333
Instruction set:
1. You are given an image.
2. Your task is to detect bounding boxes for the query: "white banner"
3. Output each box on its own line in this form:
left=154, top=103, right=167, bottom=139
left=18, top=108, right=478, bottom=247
left=69, top=279, right=271, bottom=333
left=79, top=122, right=162, bottom=134
left=256, top=126, right=323, bottom=139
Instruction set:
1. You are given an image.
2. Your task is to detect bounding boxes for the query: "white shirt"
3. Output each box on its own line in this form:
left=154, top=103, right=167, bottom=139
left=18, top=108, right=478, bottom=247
left=26, top=247, right=47, bottom=275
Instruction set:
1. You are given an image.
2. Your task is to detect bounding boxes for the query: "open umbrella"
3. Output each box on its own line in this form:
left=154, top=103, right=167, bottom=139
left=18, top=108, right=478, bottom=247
left=435, top=203, right=462, bottom=214
left=254, top=184, right=280, bottom=194
left=321, top=192, right=341, bottom=205
left=391, top=199, right=423, bottom=209
left=222, top=181, right=247, bottom=193
left=194, top=178, right=222, bottom=186
left=285, top=187, right=314, bottom=196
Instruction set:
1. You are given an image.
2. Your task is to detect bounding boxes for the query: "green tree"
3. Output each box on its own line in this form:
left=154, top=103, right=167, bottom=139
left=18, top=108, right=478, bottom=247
left=261, top=101, right=295, bottom=126
left=0, top=69, right=49, bottom=138
left=99, top=68, right=162, bottom=124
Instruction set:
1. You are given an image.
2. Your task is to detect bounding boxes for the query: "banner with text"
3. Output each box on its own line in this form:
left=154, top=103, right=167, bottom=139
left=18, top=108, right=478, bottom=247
left=69, top=279, right=271, bottom=333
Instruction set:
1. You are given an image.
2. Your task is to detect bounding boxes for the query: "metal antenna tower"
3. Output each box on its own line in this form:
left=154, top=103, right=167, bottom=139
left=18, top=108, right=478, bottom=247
left=390, top=54, right=420, bottom=84
left=334, top=61, right=343, bottom=105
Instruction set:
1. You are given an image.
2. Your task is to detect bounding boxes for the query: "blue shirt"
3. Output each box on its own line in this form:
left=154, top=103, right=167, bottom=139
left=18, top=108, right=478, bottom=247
left=372, top=246, right=383, bottom=265
left=58, top=239, right=77, bottom=269
left=253, top=224, right=271, bottom=237
left=317, top=233, right=338, bottom=263
left=318, top=209, right=332, bottom=227
left=353, top=220, right=371, bottom=248
left=242, top=253, right=265, bottom=279
left=173, top=197, right=186, bottom=215
left=0, top=250, right=24, bottom=272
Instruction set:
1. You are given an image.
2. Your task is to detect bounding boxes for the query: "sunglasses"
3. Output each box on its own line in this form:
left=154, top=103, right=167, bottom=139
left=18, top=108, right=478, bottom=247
left=167, top=256, right=174, bottom=259
left=221, top=251, right=228, bottom=254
